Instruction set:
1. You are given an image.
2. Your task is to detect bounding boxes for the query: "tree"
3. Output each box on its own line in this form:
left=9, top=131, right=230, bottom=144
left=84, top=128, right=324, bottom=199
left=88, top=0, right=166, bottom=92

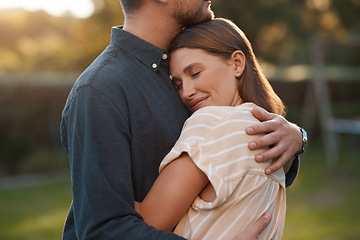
left=212, top=0, right=360, bottom=65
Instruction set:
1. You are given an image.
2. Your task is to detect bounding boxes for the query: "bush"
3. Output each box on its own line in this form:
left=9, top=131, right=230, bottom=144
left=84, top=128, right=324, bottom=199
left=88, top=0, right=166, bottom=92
left=0, top=80, right=72, bottom=176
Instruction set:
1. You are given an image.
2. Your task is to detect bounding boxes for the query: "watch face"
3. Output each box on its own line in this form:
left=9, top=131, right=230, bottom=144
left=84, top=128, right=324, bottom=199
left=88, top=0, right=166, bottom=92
left=301, top=128, right=308, bottom=149
left=294, top=128, right=308, bottom=157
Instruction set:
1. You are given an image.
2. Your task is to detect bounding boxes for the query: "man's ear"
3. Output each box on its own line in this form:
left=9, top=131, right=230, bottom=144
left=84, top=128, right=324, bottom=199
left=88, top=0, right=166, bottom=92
left=231, top=50, right=246, bottom=74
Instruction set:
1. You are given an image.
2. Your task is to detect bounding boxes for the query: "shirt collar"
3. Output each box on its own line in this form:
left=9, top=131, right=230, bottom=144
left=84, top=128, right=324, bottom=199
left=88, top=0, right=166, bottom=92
left=110, top=26, right=169, bottom=72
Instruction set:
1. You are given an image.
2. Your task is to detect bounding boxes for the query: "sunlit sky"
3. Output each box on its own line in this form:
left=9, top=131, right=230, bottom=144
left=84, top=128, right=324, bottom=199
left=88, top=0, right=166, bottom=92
left=0, top=0, right=95, bottom=18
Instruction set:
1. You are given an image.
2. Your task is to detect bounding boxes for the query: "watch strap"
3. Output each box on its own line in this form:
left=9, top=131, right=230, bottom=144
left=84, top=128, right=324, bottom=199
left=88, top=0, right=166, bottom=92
left=294, top=127, right=308, bottom=157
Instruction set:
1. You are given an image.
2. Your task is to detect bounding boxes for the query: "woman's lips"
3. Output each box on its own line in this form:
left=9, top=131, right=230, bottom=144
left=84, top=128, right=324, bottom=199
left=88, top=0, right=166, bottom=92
left=189, top=97, right=208, bottom=111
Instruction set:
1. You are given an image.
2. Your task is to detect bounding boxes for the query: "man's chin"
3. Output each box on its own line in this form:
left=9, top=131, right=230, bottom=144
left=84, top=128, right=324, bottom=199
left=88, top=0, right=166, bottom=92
left=188, top=11, right=214, bottom=26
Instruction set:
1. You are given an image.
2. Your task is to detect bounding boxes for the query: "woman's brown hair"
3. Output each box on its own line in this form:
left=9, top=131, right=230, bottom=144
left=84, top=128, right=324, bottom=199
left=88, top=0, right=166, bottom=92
left=169, top=18, right=286, bottom=116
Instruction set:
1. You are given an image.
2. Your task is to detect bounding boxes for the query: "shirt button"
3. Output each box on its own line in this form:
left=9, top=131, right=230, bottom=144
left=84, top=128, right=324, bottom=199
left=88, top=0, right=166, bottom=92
left=162, top=53, right=168, bottom=60
left=152, top=63, right=157, bottom=69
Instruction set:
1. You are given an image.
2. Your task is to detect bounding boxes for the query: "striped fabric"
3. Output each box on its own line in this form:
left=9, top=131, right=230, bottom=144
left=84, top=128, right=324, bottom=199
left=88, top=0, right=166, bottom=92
left=159, top=103, right=286, bottom=240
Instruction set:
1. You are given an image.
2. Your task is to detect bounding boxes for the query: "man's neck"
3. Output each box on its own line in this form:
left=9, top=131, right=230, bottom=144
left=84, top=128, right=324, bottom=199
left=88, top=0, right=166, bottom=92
left=123, top=12, right=182, bottom=51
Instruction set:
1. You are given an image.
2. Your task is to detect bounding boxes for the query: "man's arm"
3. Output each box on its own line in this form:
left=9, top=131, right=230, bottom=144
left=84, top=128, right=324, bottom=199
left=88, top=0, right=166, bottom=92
left=246, top=106, right=302, bottom=181
left=62, top=85, right=185, bottom=239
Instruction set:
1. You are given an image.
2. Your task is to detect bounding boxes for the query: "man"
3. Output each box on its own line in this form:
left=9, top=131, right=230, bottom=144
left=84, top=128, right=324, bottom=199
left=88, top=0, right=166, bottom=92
left=60, top=0, right=303, bottom=239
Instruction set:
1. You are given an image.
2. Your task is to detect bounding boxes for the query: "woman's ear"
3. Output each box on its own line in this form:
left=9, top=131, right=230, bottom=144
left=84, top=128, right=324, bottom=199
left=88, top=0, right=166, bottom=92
left=231, top=50, right=246, bottom=75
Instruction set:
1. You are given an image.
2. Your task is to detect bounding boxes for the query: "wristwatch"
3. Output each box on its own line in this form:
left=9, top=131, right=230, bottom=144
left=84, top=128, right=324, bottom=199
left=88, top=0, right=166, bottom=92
left=294, top=127, right=308, bottom=157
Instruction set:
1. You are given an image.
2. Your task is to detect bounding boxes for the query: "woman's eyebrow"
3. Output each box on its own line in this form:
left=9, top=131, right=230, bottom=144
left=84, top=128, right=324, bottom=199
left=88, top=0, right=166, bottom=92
left=170, top=62, right=203, bottom=81
left=183, top=63, right=201, bottom=74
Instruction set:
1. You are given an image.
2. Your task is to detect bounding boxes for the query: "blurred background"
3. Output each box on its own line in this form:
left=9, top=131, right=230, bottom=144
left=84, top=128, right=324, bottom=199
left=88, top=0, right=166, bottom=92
left=0, top=0, right=359, bottom=239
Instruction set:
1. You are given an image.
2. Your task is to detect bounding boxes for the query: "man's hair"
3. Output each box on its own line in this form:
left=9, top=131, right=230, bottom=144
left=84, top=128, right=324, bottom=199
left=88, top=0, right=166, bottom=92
left=169, top=18, right=286, bottom=116
left=120, top=0, right=144, bottom=14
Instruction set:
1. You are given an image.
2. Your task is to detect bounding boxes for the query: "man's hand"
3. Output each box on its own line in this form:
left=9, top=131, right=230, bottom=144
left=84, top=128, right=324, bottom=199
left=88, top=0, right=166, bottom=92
left=246, top=106, right=302, bottom=175
left=233, top=212, right=272, bottom=240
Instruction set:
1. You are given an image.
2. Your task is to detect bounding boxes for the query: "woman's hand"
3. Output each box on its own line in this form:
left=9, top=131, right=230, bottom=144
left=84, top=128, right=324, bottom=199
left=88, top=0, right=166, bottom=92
left=246, top=106, right=302, bottom=174
left=232, top=212, right=272, bottom=240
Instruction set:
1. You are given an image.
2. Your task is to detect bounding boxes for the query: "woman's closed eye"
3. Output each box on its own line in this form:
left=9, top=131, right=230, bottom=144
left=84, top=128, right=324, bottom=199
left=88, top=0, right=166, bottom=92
left=191, top=71, right=201, bottom=78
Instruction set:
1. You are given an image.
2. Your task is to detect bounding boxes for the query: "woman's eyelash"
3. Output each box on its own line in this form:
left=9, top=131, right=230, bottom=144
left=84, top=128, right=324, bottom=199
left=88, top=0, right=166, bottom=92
left=191, top=72, right=200, bottom=78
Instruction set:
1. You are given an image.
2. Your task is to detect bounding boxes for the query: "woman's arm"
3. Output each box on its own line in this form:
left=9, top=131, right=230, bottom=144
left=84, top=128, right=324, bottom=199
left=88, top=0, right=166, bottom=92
left=136, top=152, right=209, bottom=232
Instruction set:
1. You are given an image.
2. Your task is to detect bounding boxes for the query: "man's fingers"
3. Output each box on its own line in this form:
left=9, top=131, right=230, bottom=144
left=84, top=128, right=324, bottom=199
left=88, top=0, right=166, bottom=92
left=233, top=212, right=272, bottom=240
left=251, top=106, right=275, bottom=122
left=265, top=149, right=295, bottom=174
left=265, top=156, right=287, bottom=175
left=246, top=120, right=278, bottom=136
left=249, top=212, right=272, bottom=234
left=254, top=144, right=287, bottom=162
left=248, top=132, right=281, bottom=151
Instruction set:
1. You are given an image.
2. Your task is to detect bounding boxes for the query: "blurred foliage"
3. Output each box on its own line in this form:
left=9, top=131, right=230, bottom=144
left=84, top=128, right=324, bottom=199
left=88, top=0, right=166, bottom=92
left=0, top=0, right=359, bottom=73
left=0, top=0, right=124, bottom=73
left=212, top=0, right=360, bottom=65
left=0, top=83, right=72, bottom=176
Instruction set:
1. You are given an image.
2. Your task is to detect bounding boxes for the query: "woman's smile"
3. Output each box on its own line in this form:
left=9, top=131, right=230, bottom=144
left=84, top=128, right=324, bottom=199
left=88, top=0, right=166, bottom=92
left=188, top=96, right=209, bottom=111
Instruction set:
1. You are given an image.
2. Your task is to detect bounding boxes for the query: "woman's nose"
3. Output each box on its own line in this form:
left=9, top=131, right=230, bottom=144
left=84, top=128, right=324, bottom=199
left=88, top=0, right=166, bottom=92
left=181, top=81, right=196, bottom=100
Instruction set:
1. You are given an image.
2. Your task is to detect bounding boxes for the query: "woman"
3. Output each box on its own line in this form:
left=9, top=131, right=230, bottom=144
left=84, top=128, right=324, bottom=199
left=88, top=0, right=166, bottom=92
left=135, top=18, right=288, bottom=240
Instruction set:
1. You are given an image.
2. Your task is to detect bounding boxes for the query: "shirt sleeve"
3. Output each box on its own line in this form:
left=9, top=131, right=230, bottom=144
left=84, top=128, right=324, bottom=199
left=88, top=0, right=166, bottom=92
left=159, top=107, right=226, bottom=207
left=285, top=156, right=300, bottom=187
left=61, top=85, right=185, bottom=240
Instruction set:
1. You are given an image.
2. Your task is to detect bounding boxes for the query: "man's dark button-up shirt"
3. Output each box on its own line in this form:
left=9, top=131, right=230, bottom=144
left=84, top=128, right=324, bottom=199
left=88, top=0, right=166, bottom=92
left=61, top=27, right=191, bottom=239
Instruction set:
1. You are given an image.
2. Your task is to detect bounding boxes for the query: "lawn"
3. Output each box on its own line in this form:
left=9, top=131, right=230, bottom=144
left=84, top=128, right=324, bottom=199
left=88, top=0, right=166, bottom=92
left=0, top=172, right=72, bottom=240
left=0, top=140, right=359, bottom=240
left=283, top=139, right=360, bottom=240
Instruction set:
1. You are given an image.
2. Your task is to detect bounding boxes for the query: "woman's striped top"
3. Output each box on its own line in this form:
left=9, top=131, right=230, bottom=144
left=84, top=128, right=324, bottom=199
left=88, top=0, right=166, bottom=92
left=159, top=102, right=286, bottom=240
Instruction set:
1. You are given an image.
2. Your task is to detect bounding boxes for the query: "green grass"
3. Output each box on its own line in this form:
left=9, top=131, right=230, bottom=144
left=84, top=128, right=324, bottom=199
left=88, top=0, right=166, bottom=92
left=0, top=140, right=359, bottom=240
left=0, top=173, right=72, bottom=240
left=283, top=139, right=360, bottom=240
